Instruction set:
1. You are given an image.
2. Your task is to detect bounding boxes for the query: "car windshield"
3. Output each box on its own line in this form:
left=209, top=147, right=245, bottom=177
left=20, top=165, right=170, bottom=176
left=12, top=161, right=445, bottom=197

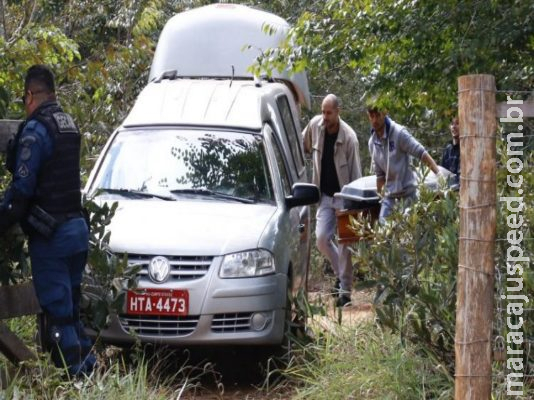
left=92, top=129, right=275, bottom=203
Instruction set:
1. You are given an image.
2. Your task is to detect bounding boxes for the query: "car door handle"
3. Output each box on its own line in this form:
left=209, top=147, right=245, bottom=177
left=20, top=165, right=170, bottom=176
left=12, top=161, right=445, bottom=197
left=297, top=223, right=306, bottom=233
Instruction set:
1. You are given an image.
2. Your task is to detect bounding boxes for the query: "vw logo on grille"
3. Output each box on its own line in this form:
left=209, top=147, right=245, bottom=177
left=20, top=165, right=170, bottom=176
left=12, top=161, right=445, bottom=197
left=148, top=256, right=170, bottom=283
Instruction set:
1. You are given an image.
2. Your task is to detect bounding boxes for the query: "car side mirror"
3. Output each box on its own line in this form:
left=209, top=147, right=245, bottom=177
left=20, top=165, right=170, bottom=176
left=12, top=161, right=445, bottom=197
left=285, top=183, right=320, bottom=209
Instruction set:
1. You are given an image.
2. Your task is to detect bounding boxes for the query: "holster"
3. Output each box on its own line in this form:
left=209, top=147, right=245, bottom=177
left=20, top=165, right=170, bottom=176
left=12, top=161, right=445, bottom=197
left=25, top=205, right=59, bottom=238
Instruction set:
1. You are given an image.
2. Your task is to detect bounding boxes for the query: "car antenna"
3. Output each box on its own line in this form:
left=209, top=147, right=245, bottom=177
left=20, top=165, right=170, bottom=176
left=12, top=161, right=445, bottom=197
left=153, top=70, right=177, bottom=83
left=230, top=65, right=234, bottom=88
left=253, top=75, right=262, bottom=88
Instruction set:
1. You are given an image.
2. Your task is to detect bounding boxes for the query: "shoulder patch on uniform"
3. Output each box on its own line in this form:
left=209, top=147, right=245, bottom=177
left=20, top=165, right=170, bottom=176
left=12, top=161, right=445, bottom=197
left=52, top=112, right=77, bottom=133
left=25, top=120, right=48, bottom=137
left=20, top=146, right=32, bottom=161
left=17, top=163, right=30, bottom=178
left=25, top=120, right=39, bottom=130
left=20, top=134, right=37, bottom=147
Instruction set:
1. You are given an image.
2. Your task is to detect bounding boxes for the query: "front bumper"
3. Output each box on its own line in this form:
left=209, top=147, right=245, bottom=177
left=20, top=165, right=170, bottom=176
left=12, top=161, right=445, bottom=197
left=87, top=272, right=287, bottom=346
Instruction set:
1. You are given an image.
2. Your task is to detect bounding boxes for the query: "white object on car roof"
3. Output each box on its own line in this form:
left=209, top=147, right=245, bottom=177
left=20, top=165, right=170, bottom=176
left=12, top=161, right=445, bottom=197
left=149, top=3, right=310, bottom=108
left=122, top=78, right=287, bottom=129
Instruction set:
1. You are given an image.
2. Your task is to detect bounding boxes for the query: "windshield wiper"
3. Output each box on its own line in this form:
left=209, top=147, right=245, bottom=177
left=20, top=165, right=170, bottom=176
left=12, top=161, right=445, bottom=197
left=97, top=188, right=176, bottom=201
left=170, top=189, right=255, bottom=204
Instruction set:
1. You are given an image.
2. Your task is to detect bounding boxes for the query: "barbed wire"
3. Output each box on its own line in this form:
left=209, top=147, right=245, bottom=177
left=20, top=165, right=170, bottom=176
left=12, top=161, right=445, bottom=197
left=496, top=238, right=534, bottom=241
left=496, top=90, right=534, bottom=94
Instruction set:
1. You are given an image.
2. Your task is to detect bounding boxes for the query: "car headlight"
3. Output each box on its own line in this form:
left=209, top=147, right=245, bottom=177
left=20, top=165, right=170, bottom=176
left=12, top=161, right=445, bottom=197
left=220, top=249, right=275, bottom=278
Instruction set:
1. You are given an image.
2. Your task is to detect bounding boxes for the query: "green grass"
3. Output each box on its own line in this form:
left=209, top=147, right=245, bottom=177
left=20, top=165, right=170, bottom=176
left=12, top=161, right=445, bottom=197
left=1, top=353, right=175, bottom=399
left=0, top=344, right=213, bottom=400
left=1, top=315, right=454, bottom=400
left=279, top=321, right=453, bottom=400
left=6, top=316, right=36, bottom=343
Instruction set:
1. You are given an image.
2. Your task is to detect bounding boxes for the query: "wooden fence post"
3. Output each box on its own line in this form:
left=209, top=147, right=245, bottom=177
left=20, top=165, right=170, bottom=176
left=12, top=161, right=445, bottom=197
left=455, top=75, right=497, bottom=399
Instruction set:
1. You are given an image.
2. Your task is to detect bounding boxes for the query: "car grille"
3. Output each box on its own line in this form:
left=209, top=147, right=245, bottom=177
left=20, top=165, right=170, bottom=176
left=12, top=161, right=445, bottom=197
left=122, top=254, right=213, bottom=281
left=119, top=314, right=200, bottom=337
left=211, top=312, right=253, bottom=333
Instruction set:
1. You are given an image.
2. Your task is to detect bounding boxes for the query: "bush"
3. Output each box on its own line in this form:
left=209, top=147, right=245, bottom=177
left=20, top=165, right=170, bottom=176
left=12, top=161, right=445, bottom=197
left=352, top=183, right=459, bottom=378
left=81, top=198, right=139, bottom=332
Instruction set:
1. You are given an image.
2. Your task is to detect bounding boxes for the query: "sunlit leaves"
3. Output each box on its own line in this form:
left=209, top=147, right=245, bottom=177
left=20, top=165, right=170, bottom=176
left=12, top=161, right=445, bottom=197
left=255, top=0, right=534, bottom=131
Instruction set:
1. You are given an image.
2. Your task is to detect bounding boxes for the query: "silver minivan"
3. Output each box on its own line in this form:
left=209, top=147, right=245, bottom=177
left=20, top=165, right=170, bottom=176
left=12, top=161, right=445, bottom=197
left=84, top=4, right=318, bottom=346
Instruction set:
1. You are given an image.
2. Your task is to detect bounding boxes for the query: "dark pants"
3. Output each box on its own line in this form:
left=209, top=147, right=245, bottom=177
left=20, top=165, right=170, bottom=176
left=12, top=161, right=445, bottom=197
left=31, top=251, right=95, bottom=375
left=379, top=191, right=417, bottom=224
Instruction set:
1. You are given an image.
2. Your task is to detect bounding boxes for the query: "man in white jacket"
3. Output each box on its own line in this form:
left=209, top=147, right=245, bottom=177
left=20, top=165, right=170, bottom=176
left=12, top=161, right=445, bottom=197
left=302, top=94, right=362, bottom=307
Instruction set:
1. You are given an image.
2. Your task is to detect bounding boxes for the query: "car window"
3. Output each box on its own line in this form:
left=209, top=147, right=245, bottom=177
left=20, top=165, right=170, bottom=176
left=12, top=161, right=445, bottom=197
left=276, top=95, right=304, bottom=177
left=92, top=129, right=275, bottom=203
left=265, top=125, right=291, bottom=195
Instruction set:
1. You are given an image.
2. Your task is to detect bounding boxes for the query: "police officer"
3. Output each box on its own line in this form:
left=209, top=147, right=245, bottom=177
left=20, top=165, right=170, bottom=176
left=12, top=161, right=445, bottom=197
left=0, top=65, right=95, bottom=376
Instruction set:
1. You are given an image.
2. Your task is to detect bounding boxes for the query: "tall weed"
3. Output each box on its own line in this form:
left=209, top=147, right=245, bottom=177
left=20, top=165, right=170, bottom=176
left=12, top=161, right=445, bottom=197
left=284, top=322, right=452, bottom=399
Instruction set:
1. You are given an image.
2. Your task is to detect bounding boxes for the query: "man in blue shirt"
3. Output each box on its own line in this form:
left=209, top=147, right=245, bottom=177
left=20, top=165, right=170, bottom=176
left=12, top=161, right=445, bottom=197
left=0, top=65, right=95, bottom=376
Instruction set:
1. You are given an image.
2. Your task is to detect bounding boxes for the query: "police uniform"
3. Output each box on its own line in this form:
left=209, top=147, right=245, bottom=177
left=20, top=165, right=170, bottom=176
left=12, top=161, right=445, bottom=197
left=0, top=100, right=95, bottom=376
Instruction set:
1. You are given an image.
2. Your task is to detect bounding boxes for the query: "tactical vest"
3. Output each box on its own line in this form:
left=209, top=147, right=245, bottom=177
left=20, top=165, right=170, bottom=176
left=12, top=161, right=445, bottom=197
left=29, top=101, right=82, bottom=216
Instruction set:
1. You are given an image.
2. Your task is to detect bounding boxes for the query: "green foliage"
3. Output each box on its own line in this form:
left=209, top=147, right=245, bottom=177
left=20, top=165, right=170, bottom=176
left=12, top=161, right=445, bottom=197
left=254, top=0, right=534, bottom=131
left=0, top=0, right=169, bottom=159
left=0, top=85, right=9, bottom=119
left=82, top=198, right=139, bottom=332
left=353, top=183, right=459, bottom=377
left=0, top=226, right=29, bottom=285
left=0, top=27, right=80, bottom=120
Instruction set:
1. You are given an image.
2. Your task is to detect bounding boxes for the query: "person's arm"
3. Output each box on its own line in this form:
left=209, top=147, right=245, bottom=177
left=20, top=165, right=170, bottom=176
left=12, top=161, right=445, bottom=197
left=346, top=132, right=362, bottom=181
left=302, top=121, right=312, bottom=155
left=0, top=189, right=30, bottom=235
left=369, top=137, right=385, bottom=196
left=0, top=122, right=49, bottom=235
left=421, top=152, right=440, bottom=175
left=397, top=128, right=440, bottom=174
left=376, top=176, right=385, bottom=197
left=10, top=122, right=48, bottom=197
